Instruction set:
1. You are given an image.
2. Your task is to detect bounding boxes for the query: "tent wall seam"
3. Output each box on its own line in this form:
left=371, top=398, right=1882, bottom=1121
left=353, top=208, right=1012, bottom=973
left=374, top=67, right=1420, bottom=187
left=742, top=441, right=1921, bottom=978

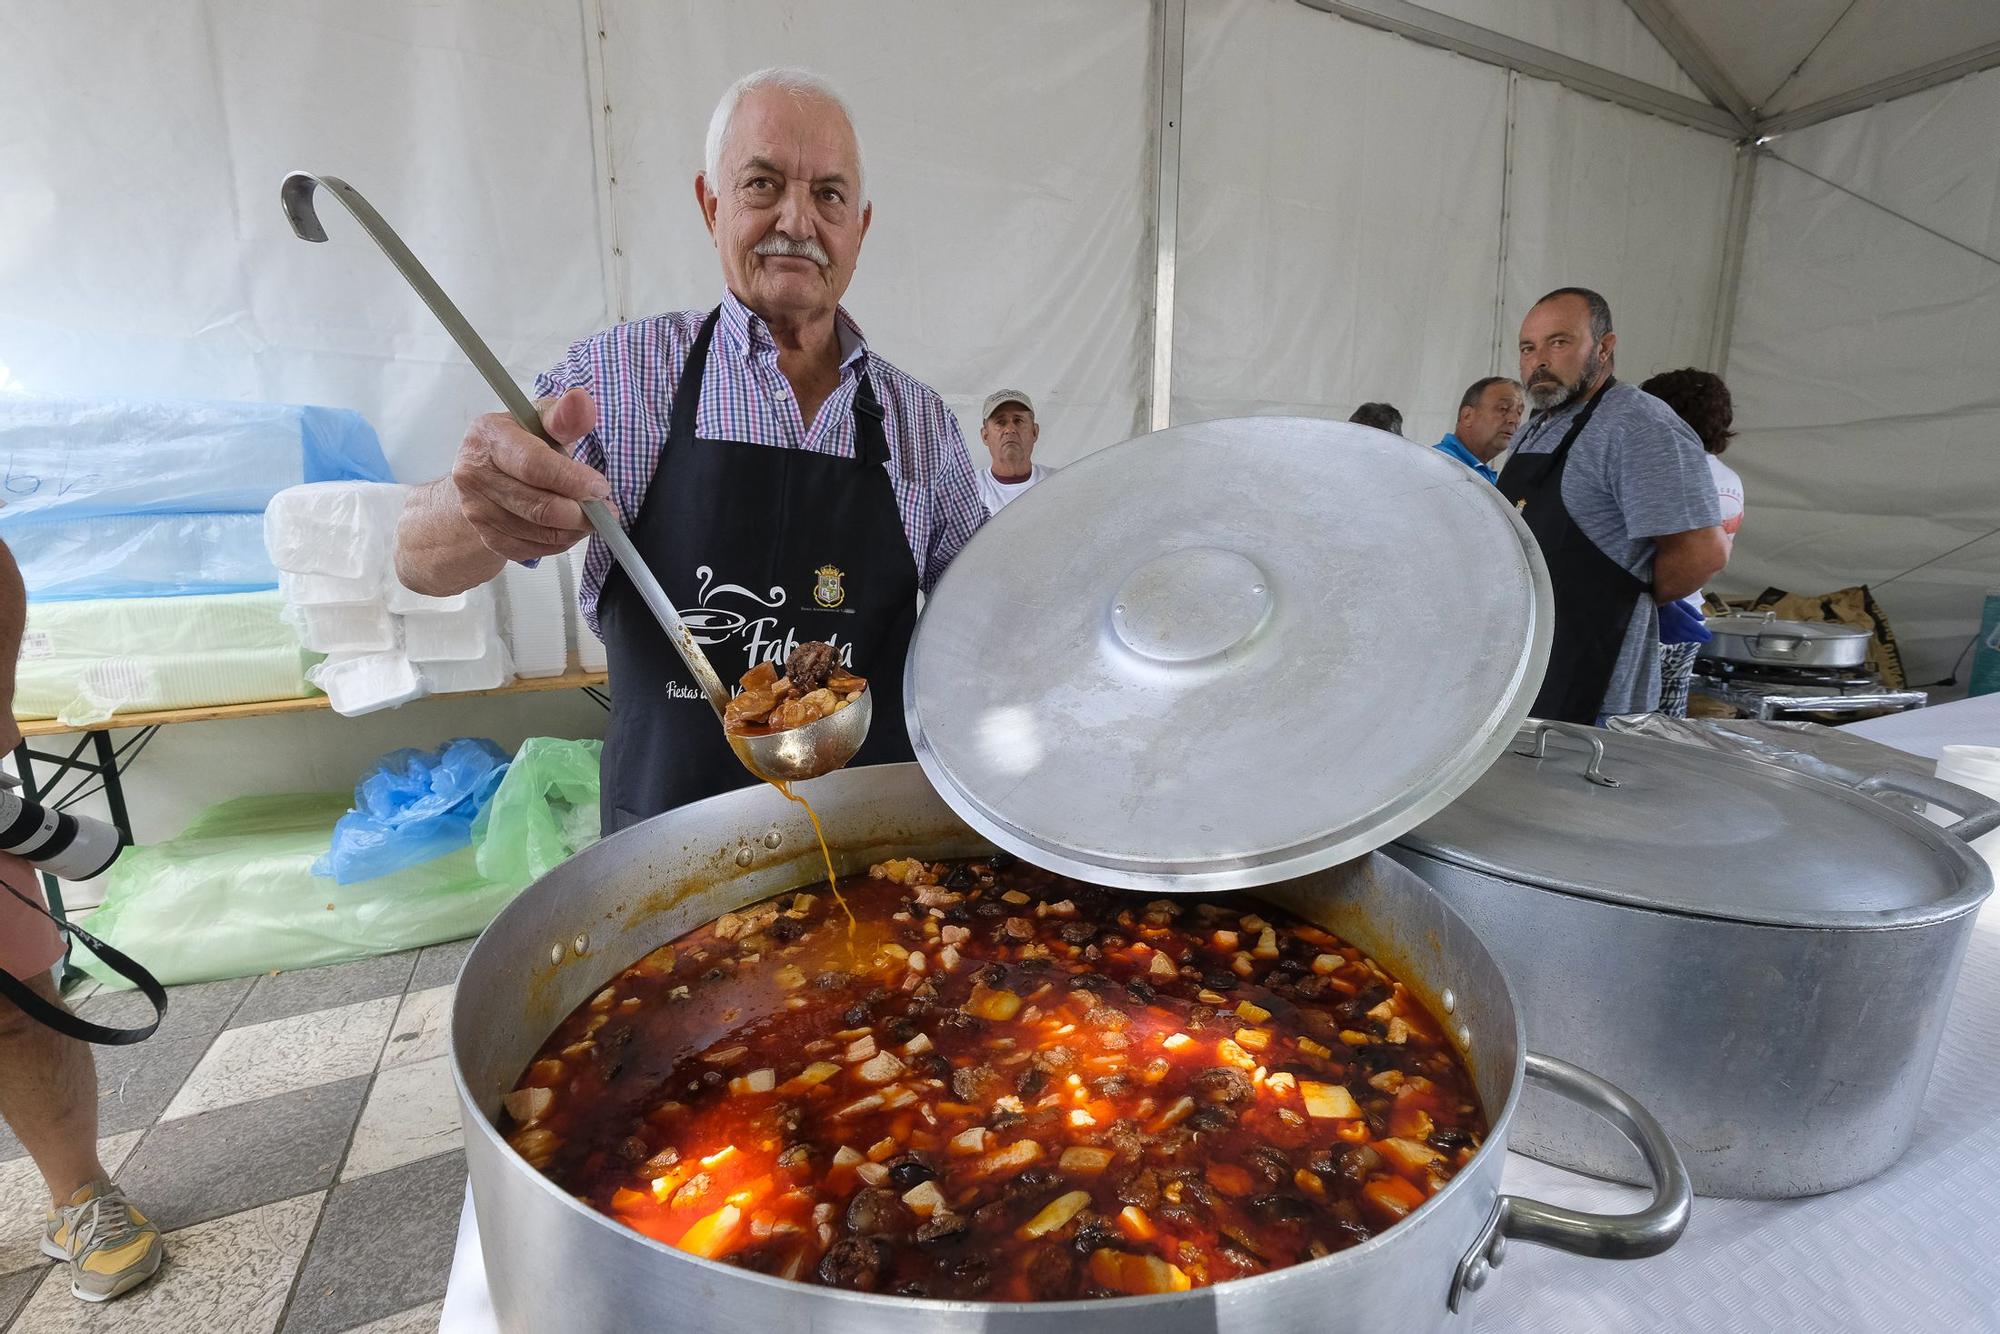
left=585, top=0, right=628, bottom=325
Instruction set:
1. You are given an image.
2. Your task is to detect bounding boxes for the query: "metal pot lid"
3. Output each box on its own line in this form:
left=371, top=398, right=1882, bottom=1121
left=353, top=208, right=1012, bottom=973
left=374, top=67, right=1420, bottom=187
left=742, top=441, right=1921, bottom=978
left=1706, top=614, right=1869, bottom=641
left=904, top=416, right=1552, bottom=893
left=1396, top=722, right=1993, bottom=930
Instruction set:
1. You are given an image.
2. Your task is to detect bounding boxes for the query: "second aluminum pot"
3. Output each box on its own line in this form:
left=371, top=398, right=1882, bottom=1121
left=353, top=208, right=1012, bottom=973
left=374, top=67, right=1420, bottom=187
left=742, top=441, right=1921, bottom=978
left=1392, top=722, right=2000, bottom=1198
left=451, top=763, right=1689, bottom=1333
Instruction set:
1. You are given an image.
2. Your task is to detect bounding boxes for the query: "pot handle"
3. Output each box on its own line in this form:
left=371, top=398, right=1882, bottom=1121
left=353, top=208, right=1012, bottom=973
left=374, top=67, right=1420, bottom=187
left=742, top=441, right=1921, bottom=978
left=1855, top=771, right=2000, bottom=843
left=1514, top=721, right=1620, bottom=787
left=1449, top=1052, right=1691, bottom=1314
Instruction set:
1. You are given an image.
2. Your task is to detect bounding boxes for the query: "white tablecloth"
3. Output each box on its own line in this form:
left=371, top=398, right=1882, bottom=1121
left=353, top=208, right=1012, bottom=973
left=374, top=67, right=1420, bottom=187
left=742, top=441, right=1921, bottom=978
left=442, top=712, right=2000, bottom=1331
left=1844, top=690, right=2000, bottom=760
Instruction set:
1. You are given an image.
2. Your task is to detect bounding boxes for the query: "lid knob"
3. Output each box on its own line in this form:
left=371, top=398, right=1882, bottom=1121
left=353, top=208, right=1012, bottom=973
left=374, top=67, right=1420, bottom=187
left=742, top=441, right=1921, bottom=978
left=1111, top=546, right=1272, bottom=664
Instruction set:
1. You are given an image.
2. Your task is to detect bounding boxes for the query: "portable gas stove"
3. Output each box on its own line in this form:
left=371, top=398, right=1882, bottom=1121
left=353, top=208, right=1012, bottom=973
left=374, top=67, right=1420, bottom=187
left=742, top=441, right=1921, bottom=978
left=1691, top=658, right=1928, bottom=722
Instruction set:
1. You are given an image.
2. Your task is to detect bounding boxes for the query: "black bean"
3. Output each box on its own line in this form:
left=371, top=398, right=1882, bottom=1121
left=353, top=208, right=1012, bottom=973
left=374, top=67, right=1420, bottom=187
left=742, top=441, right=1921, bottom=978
left=1250, top=1193, right=1314, bottom=1223
left=1058, top=921, right=1097, bottom=945
left=885, top=1154, right=937, bottom=1191
left=842, top=1005, right=870, bottom=1027
left=1201, top=970, right=1240, bottom=992
left=988, top=851, right=1016, bottom=870
left=1428, top=1126, right=1476, bottom=1152
left=769, top=917, right=804, bottom=943
left=978, top=963, right=1009, bottom=987
left=1125, top=978, right=1157, bottom=1004
left=974, top=900, right=1008, bottom=918
left=1017, top=1066, right=1049, bottom=1098
left=701, top=967, right=726, bottom=982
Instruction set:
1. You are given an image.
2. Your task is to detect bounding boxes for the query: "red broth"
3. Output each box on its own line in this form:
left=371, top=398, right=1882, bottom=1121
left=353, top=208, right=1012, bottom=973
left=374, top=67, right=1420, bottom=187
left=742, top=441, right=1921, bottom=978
left=501, top=857, right=1486, bottom=1300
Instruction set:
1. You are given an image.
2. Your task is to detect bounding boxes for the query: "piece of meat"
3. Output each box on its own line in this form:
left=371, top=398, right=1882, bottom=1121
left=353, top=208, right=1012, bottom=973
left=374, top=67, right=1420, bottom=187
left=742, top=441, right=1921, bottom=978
left=845, top=1187, right=906, bottom=1237
left=1191, top=1066, right=1254, bottom=1108
left=785, top=641, right=838, bottom=694
left=952, top=1065, right=1005, bottom=1101
left=818, top=1236, right=889, bottom=1291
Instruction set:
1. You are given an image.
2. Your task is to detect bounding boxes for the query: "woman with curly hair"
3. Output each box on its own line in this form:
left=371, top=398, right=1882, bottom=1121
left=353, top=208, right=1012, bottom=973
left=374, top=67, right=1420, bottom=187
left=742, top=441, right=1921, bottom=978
left=1640, top=368, right=1744, bottom=715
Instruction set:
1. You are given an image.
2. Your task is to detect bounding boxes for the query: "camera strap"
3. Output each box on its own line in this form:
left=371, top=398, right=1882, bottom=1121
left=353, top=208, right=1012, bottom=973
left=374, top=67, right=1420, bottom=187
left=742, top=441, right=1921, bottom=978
left=0, top=879, right=167, bottom=1044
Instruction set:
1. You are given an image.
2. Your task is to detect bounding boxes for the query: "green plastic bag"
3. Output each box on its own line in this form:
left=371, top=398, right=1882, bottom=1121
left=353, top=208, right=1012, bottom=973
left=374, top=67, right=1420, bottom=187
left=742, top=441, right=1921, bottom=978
left=472, top=737, right=603, bottom=886
left=79, top=737, right=603, bottom=990
left=78, top=793, right=525, bottom=989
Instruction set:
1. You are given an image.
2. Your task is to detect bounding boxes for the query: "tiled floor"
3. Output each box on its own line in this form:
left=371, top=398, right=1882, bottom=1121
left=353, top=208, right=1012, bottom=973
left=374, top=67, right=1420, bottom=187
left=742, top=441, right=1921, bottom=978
left=0, top=939, right=477, bottom=1334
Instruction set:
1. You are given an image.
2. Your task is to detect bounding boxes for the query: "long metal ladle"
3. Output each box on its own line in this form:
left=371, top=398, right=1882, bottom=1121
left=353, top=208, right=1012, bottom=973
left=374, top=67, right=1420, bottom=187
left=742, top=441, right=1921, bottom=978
left=278, top=172, right=871, bottom=784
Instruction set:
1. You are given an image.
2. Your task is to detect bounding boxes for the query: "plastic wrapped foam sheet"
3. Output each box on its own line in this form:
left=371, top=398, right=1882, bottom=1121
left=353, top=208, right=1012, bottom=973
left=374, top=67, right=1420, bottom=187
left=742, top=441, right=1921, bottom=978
left=263, top=482, right=410, bottom=579
left=6, top=512, right=279, bottom=601
left=13, top=591, right=319, bottom=724
left=0, top=396, right=394, bottom=522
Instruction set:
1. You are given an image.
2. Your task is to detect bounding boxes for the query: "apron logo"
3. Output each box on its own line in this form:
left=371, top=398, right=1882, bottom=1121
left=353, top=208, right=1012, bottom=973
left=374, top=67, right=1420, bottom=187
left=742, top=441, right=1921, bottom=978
left=813, top=564, right=847, bottom=609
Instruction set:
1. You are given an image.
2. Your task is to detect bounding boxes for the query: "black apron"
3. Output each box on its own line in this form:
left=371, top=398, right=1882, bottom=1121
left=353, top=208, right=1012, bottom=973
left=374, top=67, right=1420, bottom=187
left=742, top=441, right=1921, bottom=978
left=595, top=308, right=920, bottom=832
left=1497, top=378, right=1646, bottom=725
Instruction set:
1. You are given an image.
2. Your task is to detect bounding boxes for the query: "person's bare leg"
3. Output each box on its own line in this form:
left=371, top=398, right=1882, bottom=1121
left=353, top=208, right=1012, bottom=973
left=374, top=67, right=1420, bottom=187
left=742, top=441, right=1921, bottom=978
left=0, top=969, right=109, bottom=1205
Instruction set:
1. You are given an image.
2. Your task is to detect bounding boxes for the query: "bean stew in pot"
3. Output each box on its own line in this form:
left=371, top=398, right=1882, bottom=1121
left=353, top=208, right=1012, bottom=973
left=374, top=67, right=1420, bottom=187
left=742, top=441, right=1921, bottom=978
left=501, top=858, right=1486, bottom=1301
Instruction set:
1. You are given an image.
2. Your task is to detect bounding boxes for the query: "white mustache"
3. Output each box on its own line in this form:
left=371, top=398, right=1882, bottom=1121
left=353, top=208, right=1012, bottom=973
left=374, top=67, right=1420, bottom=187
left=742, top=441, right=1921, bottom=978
left=755, top=236, right=830, bottom=266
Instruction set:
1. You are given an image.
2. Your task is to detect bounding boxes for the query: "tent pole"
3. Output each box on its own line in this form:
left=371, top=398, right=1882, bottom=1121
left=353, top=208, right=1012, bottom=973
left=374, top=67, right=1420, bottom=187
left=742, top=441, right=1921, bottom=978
left=1490, top=70, right=1517, bottom=377
left=1293, top=0, right=1742, bottom=137
left=1619, top=0, right=1757, bottom=131
left=1709, top=145, right=1759, bottom=377
left=1148, top=0, right=1187, bottom=432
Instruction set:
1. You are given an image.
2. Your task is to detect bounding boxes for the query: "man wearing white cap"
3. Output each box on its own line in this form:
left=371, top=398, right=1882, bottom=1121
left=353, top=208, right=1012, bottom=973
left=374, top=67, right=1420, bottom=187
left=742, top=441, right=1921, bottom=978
left=975, top=391, right=1057, bottom=515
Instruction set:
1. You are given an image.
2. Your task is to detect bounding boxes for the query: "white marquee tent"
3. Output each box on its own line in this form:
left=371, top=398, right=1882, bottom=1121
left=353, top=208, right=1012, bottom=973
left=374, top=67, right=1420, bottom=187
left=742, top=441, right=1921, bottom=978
left=2, top=0, right=1998, bottom=839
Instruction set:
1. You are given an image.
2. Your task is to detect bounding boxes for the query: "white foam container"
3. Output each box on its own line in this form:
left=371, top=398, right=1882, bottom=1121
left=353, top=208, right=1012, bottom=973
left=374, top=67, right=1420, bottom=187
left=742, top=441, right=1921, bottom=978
left=418, top=639, right=513, bottom=695
left=281, top=569, right=383, bottom=607
left=403, top=585, right=500, bottom=661
left=264, top=482, right=408, bottom=579
left=297, top=601, right=397, bottom=654
left=499, top=560, right=568, bottom=678
left=308, top=651, right=423, bottom=716
left=558, top=543, right=607, bottom=672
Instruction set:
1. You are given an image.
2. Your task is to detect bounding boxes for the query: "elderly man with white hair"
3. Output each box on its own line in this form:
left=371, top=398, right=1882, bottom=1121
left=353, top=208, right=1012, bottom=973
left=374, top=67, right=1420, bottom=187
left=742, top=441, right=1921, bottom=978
left=396, top=68, right=987, bottom=828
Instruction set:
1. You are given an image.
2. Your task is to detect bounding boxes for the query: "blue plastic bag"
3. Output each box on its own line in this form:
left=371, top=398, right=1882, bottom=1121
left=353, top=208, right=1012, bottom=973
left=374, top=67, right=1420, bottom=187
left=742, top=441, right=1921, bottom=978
left=313, top=738, right=511, bottom=885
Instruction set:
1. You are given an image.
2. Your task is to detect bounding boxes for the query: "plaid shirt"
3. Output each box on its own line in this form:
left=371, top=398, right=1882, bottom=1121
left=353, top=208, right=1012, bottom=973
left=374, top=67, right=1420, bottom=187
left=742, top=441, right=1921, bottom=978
left=533, top=291, right=988, bottom=634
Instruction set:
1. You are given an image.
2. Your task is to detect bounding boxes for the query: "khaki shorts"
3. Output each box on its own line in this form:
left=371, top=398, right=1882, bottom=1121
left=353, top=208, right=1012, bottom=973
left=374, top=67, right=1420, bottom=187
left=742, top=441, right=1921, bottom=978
left=0, top=853, right=64, bottom=982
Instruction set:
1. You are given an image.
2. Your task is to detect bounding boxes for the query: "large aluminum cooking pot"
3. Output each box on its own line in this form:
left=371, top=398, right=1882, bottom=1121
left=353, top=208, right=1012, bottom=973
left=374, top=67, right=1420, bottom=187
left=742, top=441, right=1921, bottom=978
left=452, top=763, right=1689, bottom=1333
left=1391, top=721, right=2000, bottom=1199
left=1701, top=612, right=1871, bottom=669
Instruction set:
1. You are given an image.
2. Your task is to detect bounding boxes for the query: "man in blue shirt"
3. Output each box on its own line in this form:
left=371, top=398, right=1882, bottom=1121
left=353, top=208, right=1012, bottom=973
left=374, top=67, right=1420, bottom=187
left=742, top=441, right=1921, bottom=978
left=1433, top=376, right=1524, bottom=484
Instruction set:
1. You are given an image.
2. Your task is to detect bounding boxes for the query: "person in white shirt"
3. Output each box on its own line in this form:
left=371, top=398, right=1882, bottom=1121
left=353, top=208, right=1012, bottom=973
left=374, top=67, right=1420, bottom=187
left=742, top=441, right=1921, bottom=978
left=1641, top=368, right=1744, bottom=715
left=974, top=390, right=1056, bottom=514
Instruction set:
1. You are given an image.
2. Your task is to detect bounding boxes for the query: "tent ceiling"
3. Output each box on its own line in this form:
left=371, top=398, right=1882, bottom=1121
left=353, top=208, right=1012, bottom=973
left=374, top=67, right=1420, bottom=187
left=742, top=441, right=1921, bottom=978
left=1668, top=0, right=2000, bottom=121
left=1299, top=0, right=2000, bottom=138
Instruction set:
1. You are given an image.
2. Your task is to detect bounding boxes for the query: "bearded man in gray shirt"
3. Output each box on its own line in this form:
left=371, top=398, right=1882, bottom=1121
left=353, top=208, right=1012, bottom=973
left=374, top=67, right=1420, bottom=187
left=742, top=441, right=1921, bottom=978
left=1497, top=288, right=1728, bottom=722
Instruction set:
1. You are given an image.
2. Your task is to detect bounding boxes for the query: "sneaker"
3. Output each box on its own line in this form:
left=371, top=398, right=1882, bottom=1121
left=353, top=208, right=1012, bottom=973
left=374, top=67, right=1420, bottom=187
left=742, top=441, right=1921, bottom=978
left=39, top=1178, right=164, bottom=1302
